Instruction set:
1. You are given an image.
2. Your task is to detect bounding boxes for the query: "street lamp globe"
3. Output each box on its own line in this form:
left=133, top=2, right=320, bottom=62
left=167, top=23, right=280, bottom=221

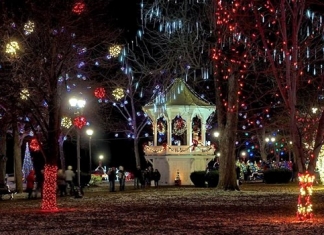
left=86, top=129, right=93, bottom=136
left=214, top=131, right=220, bottom=138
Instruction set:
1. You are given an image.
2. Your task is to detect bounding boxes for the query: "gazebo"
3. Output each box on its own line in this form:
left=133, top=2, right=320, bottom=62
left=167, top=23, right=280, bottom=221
left=143, top=78, right=216, bottom=185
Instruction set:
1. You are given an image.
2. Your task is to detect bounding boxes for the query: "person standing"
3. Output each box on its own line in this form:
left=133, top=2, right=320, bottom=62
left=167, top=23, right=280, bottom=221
left=134, top=165, right=142, bottom=189
left=153, top=169, right=161, bottom=187
left=118, top=166, right=125, bottom=191
left=57, top=169, right=67, bottom=197
left=108, top=167, right=116, bottom=192
left=26, top=170, right=35, bottom=199
left=65, top=166, right=75, bottom=195
left=35, top=169, right=44, bottom=199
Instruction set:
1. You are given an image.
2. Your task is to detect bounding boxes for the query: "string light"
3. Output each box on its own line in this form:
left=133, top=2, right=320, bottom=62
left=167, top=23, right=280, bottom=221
left=41, top=164, right=58, bottom=211
left=6, top=41, right=20, bottom=55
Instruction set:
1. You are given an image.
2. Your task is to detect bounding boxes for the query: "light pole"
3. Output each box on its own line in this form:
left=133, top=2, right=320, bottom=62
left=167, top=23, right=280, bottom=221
left=69, top=97, right=86, bottom=189
left=86, top=129, right=93, bottom=173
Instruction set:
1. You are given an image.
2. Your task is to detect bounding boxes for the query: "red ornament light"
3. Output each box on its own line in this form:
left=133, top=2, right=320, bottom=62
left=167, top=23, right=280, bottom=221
left=72, top=1, right=85, bottom=15
left=73, top=116, right=87, bottom=129
left=94, top=87, right=106, bottom=99
left=29, top=139, right=40, bottom=151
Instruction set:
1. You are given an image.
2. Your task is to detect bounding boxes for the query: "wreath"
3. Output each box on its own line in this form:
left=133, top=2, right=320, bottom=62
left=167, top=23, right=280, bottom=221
left=172, top=118, right=187, bottom=136
left=157, top=121, right=166, bottom=135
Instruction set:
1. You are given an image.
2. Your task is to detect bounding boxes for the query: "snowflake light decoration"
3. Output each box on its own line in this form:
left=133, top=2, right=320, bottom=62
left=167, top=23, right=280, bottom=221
left=112, top=88, right=124, bottom=100
left=94, top=87, right=106, bottom=99
left=72, top=1, right=86, bottom=15
left=20, top=89, right=30, bottom=100
left=109, top=45, right=122, bottom=58
left=5, top=41, right=20, bottom=55
left=24, top=21, right=35, bottom=35
left=61, top=116, right=72, bottom=129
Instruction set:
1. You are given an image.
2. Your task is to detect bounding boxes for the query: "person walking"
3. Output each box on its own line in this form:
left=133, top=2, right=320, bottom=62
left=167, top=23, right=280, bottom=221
left=57, top=169, right=67, bottom=197
left=118, top=166, right=125, bottom=191
left=108, top=167, right=116, bottom=192
left=26, top=170, right=35, bottom=199
left=65, top=166, right=75, bottom=195
left=34, top=169, right=44, bottom=199
left=134, top=165, right=142, bottom=189
left=153, top=169, right=161, bottom=187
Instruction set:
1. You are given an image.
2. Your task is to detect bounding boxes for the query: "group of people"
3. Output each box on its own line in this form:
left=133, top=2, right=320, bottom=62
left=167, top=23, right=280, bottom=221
left=106, top=165, right=161, bottom=192
left=133, top=166, right=161, bottom=189
left=56, top=166, right=76, bottom=197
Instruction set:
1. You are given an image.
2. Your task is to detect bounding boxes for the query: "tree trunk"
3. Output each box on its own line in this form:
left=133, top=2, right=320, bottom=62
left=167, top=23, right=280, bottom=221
left=217, top=73, right=240, bottom=191
left=0, top=128, right=7, bottom=185
left=13, top=124, right=23, bottom=193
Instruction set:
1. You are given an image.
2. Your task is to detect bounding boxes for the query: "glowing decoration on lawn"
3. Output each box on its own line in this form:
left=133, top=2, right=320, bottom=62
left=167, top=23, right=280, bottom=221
left=61, top=116, right=72, bottom=129
left=5, top=41, right=20, bottom=55
left=109, top=45, right=122, bottom=57
left=297, top=172, right=315, bottom=220
left=29, top=139, right=40, bottom=151
left=72, top=1, right=85, bottom=15
left=112, top=88, right=124, bottom=100
left=173, top=117, right=187, bottom=136
left=24, top=21, right=35, bottom=35
left=22, top=143, right=33, bottom=181
left=41, top=164, right=58, bottom=211
left=73, top=116, right=87, bottom=129
left=94, top=87, right=106, bottom=99
left=20, top=89, right=30, bottom=100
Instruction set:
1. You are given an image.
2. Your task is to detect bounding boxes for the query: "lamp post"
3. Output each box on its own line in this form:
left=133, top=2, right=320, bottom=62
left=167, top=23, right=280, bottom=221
left=69, top=97, right=86, bottom=189
left=86, top=129, right=93, bottom=173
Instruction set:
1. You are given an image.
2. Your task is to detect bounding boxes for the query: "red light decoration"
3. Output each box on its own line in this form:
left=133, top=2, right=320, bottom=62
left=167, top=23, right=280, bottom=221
left=41, top=164, right=58, bottom=211
left=297, top=172, right=314, bottom=221
left=73, top=116, right=87, bottom=129
left=29, top=139, right=40, bottom=151
left=72, top=1, right=85, bottom=15
left=94, top=87, right=106, bottom=99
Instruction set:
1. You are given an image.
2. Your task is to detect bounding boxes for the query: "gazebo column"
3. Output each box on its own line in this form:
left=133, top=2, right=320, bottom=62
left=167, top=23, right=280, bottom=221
left=168, top=118, right=172, bottom=146
left=153, top=120, right=158, bottom=146
left=201, top=123, right=206, bottom=146
left=187, top=119, right=192, bottom=146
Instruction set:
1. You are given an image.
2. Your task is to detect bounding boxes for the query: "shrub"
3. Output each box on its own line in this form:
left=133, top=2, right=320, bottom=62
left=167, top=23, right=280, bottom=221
left=205, top=170, right=219, bottom=187
left=263, top=168, right=292, bottom=184
left=89, top=174, right=102, bottom=186
left=190, top=171, right=207, bottom=187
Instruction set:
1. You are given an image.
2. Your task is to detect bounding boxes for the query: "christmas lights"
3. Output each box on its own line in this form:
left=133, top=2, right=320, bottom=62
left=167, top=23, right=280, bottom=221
left=41, top=164, right=58, bottom=211
left=297, top=172, right=314, bottom=221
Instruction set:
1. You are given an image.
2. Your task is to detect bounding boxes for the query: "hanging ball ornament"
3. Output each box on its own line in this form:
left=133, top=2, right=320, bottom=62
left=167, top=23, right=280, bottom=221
left=29, top=139, right=40, bottom=152
left=61, top=116, right=72, bottom=129
left=73, top=116, right=87, bottom=129
left=72, top=1, right=86, bottom=15
left=112, top=88, right=124, bottom=100
left=94, top=87, right=106, bottom=99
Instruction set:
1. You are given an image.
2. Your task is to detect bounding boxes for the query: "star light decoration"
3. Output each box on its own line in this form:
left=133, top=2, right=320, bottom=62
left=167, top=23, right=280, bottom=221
left=61, top=116, right=72, bottom=129
left=72, top=1, right=86, bottom=15
left=20, top=89, right=30, bottom=100
left=5, top=41, right=20, bottom=55
left=112, top=88, right=124, bottom=100
left=24, top=21, right=35, bottom=35
left=109, top=45, right=122, bottom=58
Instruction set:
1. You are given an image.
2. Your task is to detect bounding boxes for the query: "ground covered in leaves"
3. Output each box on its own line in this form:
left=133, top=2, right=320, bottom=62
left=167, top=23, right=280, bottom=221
left=1, top=182, right=324, bottom=235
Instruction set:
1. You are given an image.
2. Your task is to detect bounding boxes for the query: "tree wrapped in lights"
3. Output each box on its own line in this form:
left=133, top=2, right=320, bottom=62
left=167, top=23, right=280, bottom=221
left=0, top=0, right=121, bottom=211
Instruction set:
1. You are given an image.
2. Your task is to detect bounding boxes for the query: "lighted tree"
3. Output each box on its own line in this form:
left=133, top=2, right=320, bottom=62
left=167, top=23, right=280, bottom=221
left=0, top=0, right=121, bottom=211
left=22, top=143, right=33, bottom=181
